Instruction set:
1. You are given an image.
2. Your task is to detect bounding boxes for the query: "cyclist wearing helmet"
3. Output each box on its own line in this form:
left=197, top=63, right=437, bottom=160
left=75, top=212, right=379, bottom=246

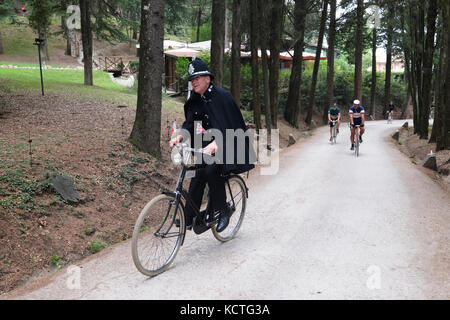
left=349, top=99, right=365, bottom=150
left=328, top=103, right=341, bottom=141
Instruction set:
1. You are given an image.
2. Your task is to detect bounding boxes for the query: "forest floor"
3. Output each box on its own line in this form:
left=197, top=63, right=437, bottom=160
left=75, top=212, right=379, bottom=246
left=395, top=123, right=450, bottom=192
left=0, top=74, right=317, bottom=294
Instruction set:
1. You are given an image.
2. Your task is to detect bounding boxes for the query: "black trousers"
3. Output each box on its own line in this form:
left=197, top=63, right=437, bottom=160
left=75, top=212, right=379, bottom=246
left=186, top=164, right=227, bottom=222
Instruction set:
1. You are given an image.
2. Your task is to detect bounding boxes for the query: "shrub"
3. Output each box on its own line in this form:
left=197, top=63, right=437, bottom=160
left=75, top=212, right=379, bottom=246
left=90, top=241, right=108, bottom=253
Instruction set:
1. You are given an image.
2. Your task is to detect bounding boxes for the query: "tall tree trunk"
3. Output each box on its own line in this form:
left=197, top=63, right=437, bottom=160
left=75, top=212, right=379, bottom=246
left=196, top=7, right=202, bottom=42
left=437, top=0, right=450, bottom=150
left=66, top=29, right=72, bottom=56
left=430, top=21, right=443, bottom=143
left=258, top=0, right=271, bottom=134
left=210, top=0, right=226, bottom=87
left=370, top=27, right=377, bottom=118
left=225, top=7, right=230, bottom=50
left=250, top=0, right=261, bottom=131
left=80, top=0, right=93, bottom=85
left=268, top=0, right=284, bottom=128
left=231, top=0, right=242, bottom=106
left=402, top=81, right=412, bottom=119
left=284, top=0, right=307, bottom=128
left=0, top=32, right=3, bottom=54
left=129, top=0, right=164, bottom=156
left=305, top=0, right=328, bottom=125
left=418, top=0, right=438, bottom=139
left=401, top=4, right=417, bottom=125
left=354, top=0, right=364, bottom=101
left=61, top=0, right=71, bottom=56
left=383, top=3, right=394, bottom=116
left=324, top=0, right=336, bottom=125
left=408, top=3, right=422, bottom=134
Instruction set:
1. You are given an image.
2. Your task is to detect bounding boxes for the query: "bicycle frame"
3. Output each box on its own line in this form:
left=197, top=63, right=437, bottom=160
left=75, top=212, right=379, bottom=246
left=160, top=144, right=249, bottom=242
left=331, top=120, right=338, bottom=143
left=353, top=125, right=360, bottom=156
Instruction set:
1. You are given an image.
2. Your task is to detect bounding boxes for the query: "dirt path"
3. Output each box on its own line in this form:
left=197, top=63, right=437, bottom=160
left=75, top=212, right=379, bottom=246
left=3, top=120, right=449, bottom=299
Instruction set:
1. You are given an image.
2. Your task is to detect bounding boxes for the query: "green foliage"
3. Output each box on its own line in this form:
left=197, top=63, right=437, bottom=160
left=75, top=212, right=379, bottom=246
left=129, top=61, right=139, bottom=72
left=90, top=241, right=108, bottom=253
left=28, top=0, right=53, bottom=35
left=84, top=227, right=95, bottom=236
left=49, top=254, right=62, bottom=271
left=49, top=254, right=61, bottom=265
left=175, top=57, right=190, bottom=87
left=232, top=58, right=408, bottom=118
left=189, top=22, right=211, bottom=42
left=0, top=1, right=13, bottom=18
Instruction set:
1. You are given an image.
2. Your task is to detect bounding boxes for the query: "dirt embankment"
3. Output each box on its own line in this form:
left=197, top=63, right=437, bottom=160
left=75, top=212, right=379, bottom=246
left=395, top=123, right=450, bottom=191
left=0, top=89, right=314, bottom=295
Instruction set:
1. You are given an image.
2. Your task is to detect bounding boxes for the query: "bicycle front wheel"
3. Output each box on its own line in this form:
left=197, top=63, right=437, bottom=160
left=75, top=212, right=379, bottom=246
left=212, top=176, right=247, bottom=242
left=131, top=194, right=185, bottom=277
left=355, top=136, right=360, bottom=157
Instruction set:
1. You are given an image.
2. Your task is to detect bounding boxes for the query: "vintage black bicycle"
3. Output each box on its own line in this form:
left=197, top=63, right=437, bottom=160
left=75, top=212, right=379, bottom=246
left=131, top=143, right=248, bottom=276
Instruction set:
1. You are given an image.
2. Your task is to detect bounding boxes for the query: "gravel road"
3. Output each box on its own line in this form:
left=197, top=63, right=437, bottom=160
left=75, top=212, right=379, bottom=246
left=3, top=120, right=449, bottom=300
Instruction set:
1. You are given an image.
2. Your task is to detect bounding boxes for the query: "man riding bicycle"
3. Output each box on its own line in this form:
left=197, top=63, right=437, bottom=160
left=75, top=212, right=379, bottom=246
left=328, top=103, right=341, bottom=141
left=169, top=58, right=254, bottom=233
left=349, top=99, right=365, bottom=150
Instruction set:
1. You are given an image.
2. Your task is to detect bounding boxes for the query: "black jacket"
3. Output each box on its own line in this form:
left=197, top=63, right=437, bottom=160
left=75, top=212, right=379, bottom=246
left=182, top=84, right=256, bottom=175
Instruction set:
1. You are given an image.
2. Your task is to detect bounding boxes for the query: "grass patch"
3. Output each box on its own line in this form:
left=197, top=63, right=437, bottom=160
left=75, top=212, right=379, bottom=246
left=49, top=254, right=62, bottom=272
left=90, top=241, right=108, bottom=253
left=0, top=67, right=137, bottom=105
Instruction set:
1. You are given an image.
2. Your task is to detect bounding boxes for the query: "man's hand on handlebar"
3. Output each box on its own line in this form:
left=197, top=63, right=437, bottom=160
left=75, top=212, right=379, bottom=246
left=202, top=140, right=218, bottom=155
left=169, top=135, right=183, bottom=148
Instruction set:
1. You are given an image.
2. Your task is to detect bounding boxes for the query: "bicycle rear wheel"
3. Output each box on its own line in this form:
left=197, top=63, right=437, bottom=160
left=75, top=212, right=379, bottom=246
left=212, top=176, right=247, bottom=242
left=132, top=194, right=185, bottom=276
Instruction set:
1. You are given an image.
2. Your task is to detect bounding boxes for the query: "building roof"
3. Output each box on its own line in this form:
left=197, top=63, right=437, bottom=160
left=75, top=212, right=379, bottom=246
left=164, top=48, right=200, bottom=58
left=187, top=40, right=211, bottom=51
left=164, top=40, right=187, bottom=50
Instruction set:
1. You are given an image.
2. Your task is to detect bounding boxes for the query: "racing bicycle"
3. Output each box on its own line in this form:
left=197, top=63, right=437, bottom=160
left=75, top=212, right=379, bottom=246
left=330, top=120, right=338, bottom=144
left=353, top=124, right=361, bottom=157
left=131, top=143, right=248, bottom=276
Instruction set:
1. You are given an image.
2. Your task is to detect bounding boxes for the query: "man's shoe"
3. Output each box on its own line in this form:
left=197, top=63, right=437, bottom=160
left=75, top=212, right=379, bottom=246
left=216, top=207, right=231, bottom=233
left=350, top=144, right=354, bottom=150
left=330, top=136, right=333, bottom=142
left=359, top=136, right=363, bottom=143
left=337, top=128, right=339, bottom=133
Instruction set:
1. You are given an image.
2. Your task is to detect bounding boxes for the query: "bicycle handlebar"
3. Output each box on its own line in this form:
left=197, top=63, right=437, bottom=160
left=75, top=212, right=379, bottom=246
left=176, top=143, right=212, bottom=156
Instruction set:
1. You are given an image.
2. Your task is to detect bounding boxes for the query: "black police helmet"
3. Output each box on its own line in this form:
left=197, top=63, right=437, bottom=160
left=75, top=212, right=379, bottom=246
left=187, top=58, right=214, bottom=81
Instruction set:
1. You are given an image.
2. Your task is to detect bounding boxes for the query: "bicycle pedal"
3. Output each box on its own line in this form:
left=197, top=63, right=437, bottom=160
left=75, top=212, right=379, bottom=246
left=205, top=220, right=218, bottom=228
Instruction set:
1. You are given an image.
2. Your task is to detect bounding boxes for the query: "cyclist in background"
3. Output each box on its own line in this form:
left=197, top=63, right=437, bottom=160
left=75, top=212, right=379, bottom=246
left=328, top=103, right=341, bottom=141
left=387, top=101, right=394, bottom=120
left=349, top=99, right=365, bottom=150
